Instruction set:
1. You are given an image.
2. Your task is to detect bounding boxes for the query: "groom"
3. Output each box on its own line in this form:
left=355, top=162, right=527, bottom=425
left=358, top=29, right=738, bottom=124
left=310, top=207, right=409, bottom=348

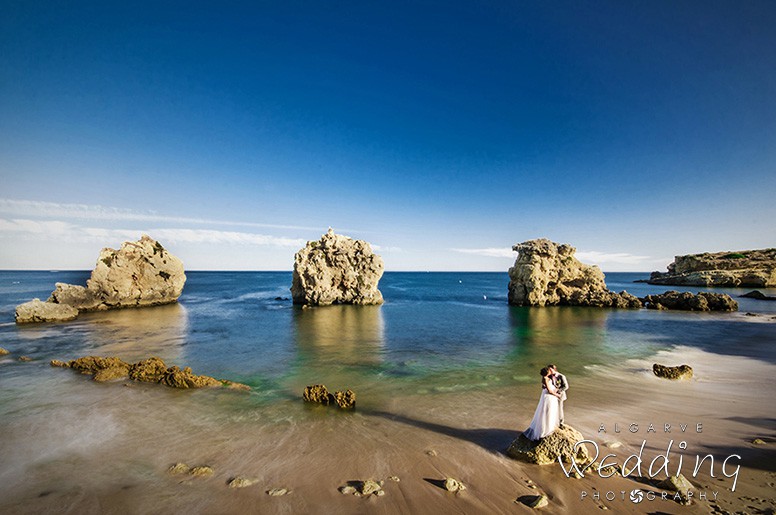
left=548, top=364, right=569, bottom=427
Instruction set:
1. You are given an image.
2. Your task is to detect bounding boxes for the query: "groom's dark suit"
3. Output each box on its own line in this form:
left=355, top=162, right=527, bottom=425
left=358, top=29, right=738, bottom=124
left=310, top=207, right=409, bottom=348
left=552, top=372, right=569, bottom=425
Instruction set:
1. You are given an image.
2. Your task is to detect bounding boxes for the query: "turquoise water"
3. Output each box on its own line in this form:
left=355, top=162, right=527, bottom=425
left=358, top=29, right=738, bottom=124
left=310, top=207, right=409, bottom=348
left=2, top=271, right=775, bottom=407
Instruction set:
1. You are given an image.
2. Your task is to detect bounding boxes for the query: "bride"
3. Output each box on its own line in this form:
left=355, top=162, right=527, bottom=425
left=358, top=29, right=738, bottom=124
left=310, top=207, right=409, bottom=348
left=523, top=366, right=562, bottom=441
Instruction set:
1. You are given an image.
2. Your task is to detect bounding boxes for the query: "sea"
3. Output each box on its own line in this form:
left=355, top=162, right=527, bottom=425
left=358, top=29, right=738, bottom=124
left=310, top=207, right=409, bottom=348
left=1, top=271, right=775, bottom=512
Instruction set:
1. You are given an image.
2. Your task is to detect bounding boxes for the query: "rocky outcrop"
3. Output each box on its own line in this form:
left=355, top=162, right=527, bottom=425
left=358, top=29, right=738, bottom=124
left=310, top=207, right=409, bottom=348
left=303, top=384, right=356, bottom=408
left=653, top=363, right=693, bottom=380
left=740, top=290, right=776, bottom=301
left=506, top=424, right=590, bottom=465
left=648, top=248, right=776, bottom=287
left=51, top=355, right=249, bottom=390
left=15, top=236, right=185, bottom=323
left=507, top=239, right=642, bottom=308
left=15, top=298, right=79, bottom=324
left=291, top=229, right=384, bottom=306
left=642, top=291, right=738, bottom=311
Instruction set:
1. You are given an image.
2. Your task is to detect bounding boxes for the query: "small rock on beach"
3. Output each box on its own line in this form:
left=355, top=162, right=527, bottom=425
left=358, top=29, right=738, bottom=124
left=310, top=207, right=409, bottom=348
left=443, top=477, right=466, bottom=492
left=266, top=488, right=289, bottom=496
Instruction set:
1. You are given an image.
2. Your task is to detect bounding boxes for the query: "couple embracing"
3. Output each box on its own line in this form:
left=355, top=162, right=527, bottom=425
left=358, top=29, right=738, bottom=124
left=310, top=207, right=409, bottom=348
left=523, top=364, right=568, bottom=441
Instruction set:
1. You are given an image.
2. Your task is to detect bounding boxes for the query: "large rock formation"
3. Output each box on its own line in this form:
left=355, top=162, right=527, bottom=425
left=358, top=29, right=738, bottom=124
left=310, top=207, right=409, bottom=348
left=648, top=248, right=776, bottom=287
left=506, top=424, right=591, bottom=465
left=291, top=229, right=384, bottom=306
left=507, top=239, right=642, bottom=308
left=642, top=291, right=738, bottom=311
left=15, top=236, right=185, bottom=323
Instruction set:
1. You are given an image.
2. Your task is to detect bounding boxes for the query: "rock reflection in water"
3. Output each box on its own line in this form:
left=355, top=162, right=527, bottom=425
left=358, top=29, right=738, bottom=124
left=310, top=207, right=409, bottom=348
left=507, top=306, right=609, bottom=375
left=75, top=303, right=189, bottom=362
left=293, top=304, right=384, bottom=357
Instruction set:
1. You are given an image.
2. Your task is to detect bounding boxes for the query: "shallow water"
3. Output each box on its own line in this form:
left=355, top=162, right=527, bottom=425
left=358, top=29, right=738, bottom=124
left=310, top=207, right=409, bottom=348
left=1, top=271, right=775, bottom=512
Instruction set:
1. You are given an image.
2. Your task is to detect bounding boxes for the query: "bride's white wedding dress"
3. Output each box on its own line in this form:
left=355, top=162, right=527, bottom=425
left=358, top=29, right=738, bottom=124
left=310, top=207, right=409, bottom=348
left=523, top=383, right=561, bottom=441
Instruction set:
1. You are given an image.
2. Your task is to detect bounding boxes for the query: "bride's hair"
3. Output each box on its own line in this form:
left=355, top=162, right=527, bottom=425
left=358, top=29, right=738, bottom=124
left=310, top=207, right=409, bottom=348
left=539, top=366, right=549, bottom=377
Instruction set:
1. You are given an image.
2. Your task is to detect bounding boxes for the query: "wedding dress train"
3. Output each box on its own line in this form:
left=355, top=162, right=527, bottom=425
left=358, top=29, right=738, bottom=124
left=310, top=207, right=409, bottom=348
left=523, top=389, right=560, bottom=441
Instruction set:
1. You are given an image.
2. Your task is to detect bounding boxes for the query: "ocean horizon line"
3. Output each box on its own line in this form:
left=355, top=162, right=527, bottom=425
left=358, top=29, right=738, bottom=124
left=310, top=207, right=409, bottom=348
left=0, top=268, right=654, bottom=275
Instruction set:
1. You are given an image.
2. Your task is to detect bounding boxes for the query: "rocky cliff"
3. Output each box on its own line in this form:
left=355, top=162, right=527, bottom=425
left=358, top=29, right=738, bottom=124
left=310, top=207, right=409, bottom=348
left=648, top=248, right=776, bottom=287
left=507, top=239, right=642, bottom=308
left=291, top=229, right=384, bottom=306
left=15, top=235, right=185, bottom=323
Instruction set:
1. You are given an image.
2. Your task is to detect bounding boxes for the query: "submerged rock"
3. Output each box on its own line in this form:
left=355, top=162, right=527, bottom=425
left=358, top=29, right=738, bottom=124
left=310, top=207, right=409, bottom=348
left=291, top=229, right=384, bottom=306
left=15, top=235, right=185, bottom=323
left=506, top=425, right=590, bottom=465
left=653, top=364, right=693, bottom=380
left=648, top=248, right=776, bottom=288
left=15, top=298, right=79, bottom=324
left=642, top=291, right=737, bottom=311
left=507, top=239, right=642, bottom=308
left=53, top=355, right=249, bottom=390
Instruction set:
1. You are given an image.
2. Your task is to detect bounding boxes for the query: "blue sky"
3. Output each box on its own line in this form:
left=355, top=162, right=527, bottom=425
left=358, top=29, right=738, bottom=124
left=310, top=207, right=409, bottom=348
left=1, top=1, right=775, bottom=271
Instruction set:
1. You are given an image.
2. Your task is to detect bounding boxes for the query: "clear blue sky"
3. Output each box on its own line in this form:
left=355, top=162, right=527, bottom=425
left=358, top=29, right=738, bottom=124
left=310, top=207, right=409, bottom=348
left=1, top=1, right=775, bottom=271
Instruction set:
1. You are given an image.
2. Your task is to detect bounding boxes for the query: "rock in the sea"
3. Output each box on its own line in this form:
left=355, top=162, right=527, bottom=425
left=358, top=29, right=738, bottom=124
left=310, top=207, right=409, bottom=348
left=291, top=229, right=384, bottom=306
left=506, top=425, right=590, bottom=465
left=740, top=290, right=776, bottom=301
left=443, top=477, right=466, bottom=492
left=15, top=236, right=185, bottom=324
left=507, top=239, right=642, bottom=308
left=752, top=438, right=766, bottom=445
left=303, top=384, right=356, bottom=409
left=333, top=389, right=356, bottom=409
left=18, top=355, right=33, bottom=362
left=648, top=248, right=776, bottom=288
left=642, top=291, right=737, bottom=311
left=15, top=298, right=79, bottom=324
left=0, top=347, right=9, bottom=355
left=53, top=355, right=249, bottom=390
left=303, top=384, right=332, bottom=405
left=653, top=363, right=693, bottom=380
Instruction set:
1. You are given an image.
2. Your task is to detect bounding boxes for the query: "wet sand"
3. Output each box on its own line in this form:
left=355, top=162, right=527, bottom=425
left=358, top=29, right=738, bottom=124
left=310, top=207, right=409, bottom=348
left=1, top=341, right=774, bottom=515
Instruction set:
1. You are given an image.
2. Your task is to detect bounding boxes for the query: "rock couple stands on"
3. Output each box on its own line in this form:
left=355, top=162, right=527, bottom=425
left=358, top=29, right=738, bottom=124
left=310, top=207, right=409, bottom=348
left=291, top=229, right=384, bottom=306
left=15, top=236, right=185, bottom=323
left=507, top=239, right=642, bottom=308
left=648, top=248, right=776, bottom=287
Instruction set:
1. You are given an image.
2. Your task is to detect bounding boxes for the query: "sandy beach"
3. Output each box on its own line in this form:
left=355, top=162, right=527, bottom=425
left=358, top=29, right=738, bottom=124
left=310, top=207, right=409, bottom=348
left=2, top=322, right=774, bottom=515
